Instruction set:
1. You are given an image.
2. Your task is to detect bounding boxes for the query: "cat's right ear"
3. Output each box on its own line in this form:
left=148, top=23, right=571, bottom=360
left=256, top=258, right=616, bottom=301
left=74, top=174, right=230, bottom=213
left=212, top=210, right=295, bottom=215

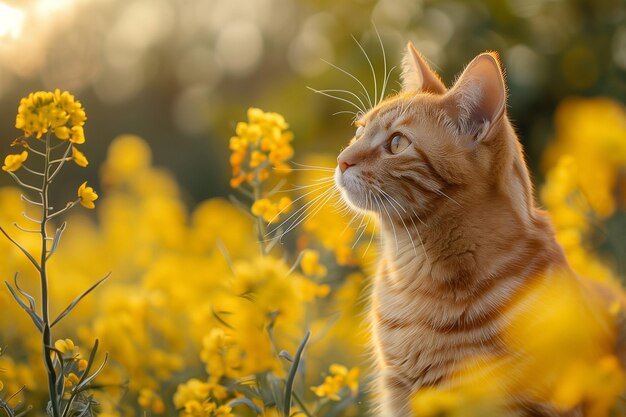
left=401, top=42, right=447, bottom=94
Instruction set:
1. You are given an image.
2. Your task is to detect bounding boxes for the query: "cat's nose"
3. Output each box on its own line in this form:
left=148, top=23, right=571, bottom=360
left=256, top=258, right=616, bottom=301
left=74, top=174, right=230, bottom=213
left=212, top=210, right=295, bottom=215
left=338, top=158, right=355, bottom=173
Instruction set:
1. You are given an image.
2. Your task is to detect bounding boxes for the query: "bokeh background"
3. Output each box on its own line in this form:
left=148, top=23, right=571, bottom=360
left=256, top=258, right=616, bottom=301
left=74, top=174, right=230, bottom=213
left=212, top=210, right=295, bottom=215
left=0, top=0, right=624, bottom=207
left=1, top=0, right=626, bottom=416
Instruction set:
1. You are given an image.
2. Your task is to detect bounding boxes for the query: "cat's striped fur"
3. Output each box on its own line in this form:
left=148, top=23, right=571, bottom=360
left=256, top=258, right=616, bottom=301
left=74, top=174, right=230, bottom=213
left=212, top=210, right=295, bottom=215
left=334, top=43, right=626, bottom=416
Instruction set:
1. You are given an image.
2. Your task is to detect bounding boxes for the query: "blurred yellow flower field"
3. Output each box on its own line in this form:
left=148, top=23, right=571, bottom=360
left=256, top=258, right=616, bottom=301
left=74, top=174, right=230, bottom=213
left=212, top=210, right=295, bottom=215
left=1, top=91, right=626, bottom=417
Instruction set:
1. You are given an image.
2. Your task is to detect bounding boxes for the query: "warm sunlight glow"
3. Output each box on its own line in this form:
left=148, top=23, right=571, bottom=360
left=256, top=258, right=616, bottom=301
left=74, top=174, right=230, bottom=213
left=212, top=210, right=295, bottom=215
left=0, top=3, right=24, bottom=39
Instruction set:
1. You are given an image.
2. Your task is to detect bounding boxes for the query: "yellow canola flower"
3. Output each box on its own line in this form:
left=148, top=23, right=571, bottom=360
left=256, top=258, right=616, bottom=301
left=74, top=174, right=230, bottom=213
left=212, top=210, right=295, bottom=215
left=174, top=378, right=233, bottom=417
left=15, top=89, right=86, bottom=139
left=251, top=197, right=291, bottom=223
left=54, top=338, right=78, bottom=354
left=300, top=249, right=327, bottom=278
left=229, top=107, right=294, bottom=188
left=68, top=125, right=85, bottom=144
left=64, top=372, right=80, bottom=389
left=2, top=151, right=28, bottom=172
left=138, top=388, right=166, bottom=414
left=72, top=146, right=89, bottom=167
left=78, top=181, right=98, bottom=209
left=200, top=328, right=241, bottom=381
left=311, top=364, right=359, bottom=401
left=249, top=150, right=267, bottom=168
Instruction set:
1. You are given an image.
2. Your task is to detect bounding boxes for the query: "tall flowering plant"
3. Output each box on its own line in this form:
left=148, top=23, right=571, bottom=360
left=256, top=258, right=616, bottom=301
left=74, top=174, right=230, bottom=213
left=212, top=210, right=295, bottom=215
left=1, top=91, right=109, bottom=417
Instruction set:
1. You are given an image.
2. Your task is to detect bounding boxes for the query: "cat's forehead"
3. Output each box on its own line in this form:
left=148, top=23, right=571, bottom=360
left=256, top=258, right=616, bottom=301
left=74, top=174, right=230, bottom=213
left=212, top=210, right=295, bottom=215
left=358, top=92, right=428, bottom=130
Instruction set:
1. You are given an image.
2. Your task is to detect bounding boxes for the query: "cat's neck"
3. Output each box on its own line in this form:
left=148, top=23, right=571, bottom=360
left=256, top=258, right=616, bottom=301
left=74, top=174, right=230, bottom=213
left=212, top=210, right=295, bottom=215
left=378, top=192, right=567, bottom=291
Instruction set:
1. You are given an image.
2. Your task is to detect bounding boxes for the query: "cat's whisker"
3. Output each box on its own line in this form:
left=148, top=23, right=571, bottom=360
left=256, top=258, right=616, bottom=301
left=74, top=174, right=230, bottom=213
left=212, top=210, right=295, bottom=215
left=373, top=185, right=408, bottom=214
left=378, top=190, right=418, bottom=258
left=320, top=58, right=373, bottom=110
left=333, top=199, right=354, bottom=217
left=398, top=91, right=420, bottom=120
left=374, top=196, right=384, bottom=250
left=436, top=189, right=462, bottom=207
left=352, top=192, right=372, bottom=250
left=320, top=88, right=369, bottom=115
left=279, top=167, right=335, bottom=172
left=377, top=187, right=427, bottom=260
left=264, top=182, right=335, bottom=231
left=340, top=205, right=363, bottom=237
left=399, top=205, right=429, bottom=262
left=307, top=87, right=366, bottom=114
left=373, top=24, right=395, bottom=104
left=407, top=205, right=426, bottom=226
left=275, top=187, right=339, bottom=241
left=333, top=110, right=358, bottom=120
left=375, top=193, right=399, bottom=252
left=280, top=178, right=336, bottom=193
left=351, top=34, right=378, bottom=106
left=268, top=184, right=337, bottom=238
left=292, top=162, right=336, bottom=171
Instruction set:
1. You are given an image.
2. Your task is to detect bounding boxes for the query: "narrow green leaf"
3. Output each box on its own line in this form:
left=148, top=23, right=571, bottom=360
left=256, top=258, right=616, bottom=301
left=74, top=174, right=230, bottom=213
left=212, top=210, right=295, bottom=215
left=50, top=272, right=111, bottom=328
left=279, top=350, right=293, bottom=363
left=46, top=222, right=67, bottom=260
left=74, top=353, right=108, bottom=390
left=229, top=398, right=263, bottom=414
left=211, top=306, right=235, bottom=330
left=0, top=226, right=41, bottom=272
left=13, top=273, right=36, bottom=311
left=5, top=281, right=43, bottom=331
left=283, top=331, right=311, bottom=417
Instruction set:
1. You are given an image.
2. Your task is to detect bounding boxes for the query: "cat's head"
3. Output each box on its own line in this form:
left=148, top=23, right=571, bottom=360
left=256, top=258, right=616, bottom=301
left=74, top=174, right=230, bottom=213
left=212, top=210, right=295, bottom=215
left=335, top=43, right=530, bottom=223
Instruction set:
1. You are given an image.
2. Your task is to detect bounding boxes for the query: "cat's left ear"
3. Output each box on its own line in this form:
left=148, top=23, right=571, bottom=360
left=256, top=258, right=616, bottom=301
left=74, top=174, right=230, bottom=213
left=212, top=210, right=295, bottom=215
left=445, top=52, right=506, bottom=142
left=401, top=42, right=447, bottom=94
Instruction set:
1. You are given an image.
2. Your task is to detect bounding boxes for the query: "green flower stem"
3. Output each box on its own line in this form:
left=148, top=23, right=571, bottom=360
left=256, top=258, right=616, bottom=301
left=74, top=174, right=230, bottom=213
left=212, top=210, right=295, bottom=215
left=21, top=165, right=44, bottom=176
left=20, top=194, right=43, bottom=207
left=7, top=172, right=40, bottom=192
left=47, top=200, right=78, bottom=220
left=47, top=144, right=72, bottom=183
left=40, top=132, right=61, bottom=417
left=253, top=175, right=268, bottom=257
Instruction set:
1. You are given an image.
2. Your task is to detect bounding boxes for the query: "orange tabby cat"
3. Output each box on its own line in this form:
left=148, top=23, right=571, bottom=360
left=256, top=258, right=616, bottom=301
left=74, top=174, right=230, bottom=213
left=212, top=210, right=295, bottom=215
left=334, top=43, right=626, bottom=416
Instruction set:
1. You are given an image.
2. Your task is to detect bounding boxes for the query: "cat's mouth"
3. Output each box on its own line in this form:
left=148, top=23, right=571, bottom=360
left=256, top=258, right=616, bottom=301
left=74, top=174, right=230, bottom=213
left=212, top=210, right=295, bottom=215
left=334, top=166, right=370, bottom=211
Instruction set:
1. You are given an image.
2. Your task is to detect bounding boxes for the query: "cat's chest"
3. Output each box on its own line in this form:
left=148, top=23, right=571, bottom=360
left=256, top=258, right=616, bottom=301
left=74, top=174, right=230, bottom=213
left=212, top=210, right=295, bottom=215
left=371, top=260, right=509, bottom=388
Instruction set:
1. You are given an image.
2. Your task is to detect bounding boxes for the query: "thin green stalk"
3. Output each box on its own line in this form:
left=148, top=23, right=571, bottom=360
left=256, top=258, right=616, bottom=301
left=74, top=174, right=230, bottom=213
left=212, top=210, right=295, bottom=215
left=253, top=172, right=268, bottom=256
left=40, top=132, right=60, bottom=417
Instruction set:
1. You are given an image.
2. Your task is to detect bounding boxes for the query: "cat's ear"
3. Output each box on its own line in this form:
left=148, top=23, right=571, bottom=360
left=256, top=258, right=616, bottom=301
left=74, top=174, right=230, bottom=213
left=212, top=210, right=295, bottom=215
left=445, top=52, right=506, bottom=142
left=401, top=42, right=446, bottom=94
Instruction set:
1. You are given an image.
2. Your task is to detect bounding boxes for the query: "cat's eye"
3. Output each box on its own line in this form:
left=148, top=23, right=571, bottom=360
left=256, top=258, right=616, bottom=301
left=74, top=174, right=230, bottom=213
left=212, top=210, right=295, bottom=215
left=355, top=125, right=364, bottom=138
left=389, top=134, right=410, bottom=154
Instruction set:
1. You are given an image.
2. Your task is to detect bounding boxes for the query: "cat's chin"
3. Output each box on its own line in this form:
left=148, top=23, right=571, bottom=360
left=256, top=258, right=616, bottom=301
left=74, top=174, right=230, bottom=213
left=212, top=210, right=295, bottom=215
left=335, top=168, right=369, bottom=212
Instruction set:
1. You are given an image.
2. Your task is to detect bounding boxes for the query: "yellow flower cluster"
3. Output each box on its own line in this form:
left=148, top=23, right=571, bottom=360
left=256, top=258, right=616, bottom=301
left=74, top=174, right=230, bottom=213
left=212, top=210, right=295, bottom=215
left=15, top=89, right=86, bottom=141
left=311, top=364, right=359, bottom=401
left=200, top=328, right=241, bottom=382
left=0, top=131, right=363, bottom=416
left=6, top=97, right=624, bottom=417
left=3, top=91, right=94, bottom=210
left=173, top=379, right=231, bottom=417
left=229, top=107, right=293, bottom=188
left=300, top=249, right=328, bottom=278
left=138, top=388, right=166, bottom=414
left=411, top=269, right=626, bottom=417
left=250, top=197, right=292, bottom=223
left=541, top=98, right=626, bottom=283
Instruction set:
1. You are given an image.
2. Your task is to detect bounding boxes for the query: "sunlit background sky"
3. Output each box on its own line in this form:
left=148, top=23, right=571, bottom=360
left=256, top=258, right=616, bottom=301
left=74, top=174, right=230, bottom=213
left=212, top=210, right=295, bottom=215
left=0, top=0, right=624, bottom=205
